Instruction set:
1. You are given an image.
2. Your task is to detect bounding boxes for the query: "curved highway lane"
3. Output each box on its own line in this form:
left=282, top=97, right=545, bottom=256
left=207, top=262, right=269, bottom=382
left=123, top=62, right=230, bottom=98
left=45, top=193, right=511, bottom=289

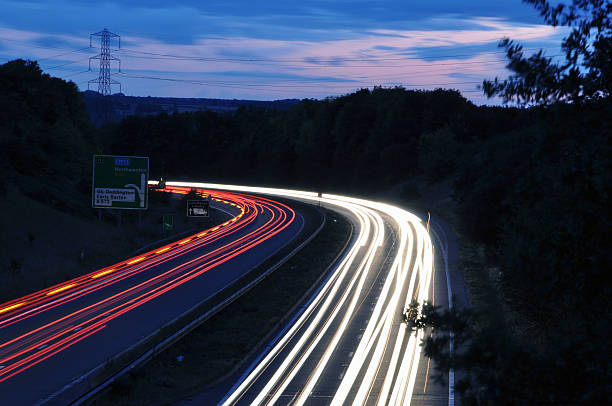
left=0, top=187, right=303, bottom=405
left=166, top=182, right=450, bottom=406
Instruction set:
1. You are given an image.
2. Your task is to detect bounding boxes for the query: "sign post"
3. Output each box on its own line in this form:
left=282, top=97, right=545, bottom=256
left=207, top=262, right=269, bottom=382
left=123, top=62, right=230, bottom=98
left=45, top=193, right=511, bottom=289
left=92, top=155, right=149, bottom=210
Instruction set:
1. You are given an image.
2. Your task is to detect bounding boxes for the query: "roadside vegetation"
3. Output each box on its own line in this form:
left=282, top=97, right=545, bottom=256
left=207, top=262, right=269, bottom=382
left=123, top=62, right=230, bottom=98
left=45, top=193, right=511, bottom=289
left=1, top=0, right=609, bottom=403
left=411, top=1, right=612, bottom=404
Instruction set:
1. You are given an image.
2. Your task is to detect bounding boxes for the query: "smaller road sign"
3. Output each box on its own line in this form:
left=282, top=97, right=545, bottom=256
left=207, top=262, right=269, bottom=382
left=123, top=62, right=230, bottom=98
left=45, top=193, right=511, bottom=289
left=187, top=200, right=210, bottom=217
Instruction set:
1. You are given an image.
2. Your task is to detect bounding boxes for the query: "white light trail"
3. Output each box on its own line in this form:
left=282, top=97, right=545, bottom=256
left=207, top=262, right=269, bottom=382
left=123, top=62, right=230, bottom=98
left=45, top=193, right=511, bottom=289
left=152, top=181, right=438, bottom=406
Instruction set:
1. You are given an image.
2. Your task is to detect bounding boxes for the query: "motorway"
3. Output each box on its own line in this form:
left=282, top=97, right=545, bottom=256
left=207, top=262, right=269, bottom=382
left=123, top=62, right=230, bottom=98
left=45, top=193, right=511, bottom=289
left=0, top=187, right=305, bottom=405
left=167, top=182, right=456, bottom=406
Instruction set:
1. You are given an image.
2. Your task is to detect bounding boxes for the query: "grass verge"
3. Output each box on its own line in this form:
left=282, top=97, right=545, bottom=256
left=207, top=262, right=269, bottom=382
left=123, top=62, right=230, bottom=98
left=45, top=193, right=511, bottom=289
left=87, top=203, right=350, bottom=406
left=392, top=178, right=507, bottom=331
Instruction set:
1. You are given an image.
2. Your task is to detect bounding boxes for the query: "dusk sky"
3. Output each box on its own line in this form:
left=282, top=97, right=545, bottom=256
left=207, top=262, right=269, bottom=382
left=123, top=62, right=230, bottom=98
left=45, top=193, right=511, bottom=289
left=0, top=0, right=568, bottom=104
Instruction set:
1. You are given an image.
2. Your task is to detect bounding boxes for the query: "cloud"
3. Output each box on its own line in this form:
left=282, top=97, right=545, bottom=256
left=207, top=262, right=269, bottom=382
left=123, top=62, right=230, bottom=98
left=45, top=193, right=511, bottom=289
left=0, top=0, right=549, bottom=42
left=0, top=0, right=566, bottom=104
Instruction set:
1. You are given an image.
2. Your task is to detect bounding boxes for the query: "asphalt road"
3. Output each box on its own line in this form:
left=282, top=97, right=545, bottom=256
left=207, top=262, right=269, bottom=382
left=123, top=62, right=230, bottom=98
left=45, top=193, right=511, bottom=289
left=165, top=182, right=463, bottom=406
left=0, top=187, right=306, bottom=405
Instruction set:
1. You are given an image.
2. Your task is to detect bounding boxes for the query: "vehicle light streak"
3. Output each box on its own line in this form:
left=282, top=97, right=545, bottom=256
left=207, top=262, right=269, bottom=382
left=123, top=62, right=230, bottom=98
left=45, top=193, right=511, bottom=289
left=126, top=256, right=146, bottom=265
left=0, top=197, right=263, bottom=338
left=285, top=208, right=385, bottom=406
left=45, top=284, right=77, bottom=296
left=223, top=203, right=367, bottom=405
left=0, top=190, right=249, bottom=327
left=0, top=187, right=296, bottom=386
left=0, top=303, right=25, bottom=315
left=164, top=182, right=436, bottom=406
left=91, top=269, right=115, bottom=279
left=253, top=205, right=378, bottom=406
left=0, top=196, right=282, bottom=379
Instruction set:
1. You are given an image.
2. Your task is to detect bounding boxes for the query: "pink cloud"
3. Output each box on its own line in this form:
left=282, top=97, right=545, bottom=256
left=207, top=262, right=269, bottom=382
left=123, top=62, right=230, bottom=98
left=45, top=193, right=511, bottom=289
left=0, top=17, right=566, bottom=104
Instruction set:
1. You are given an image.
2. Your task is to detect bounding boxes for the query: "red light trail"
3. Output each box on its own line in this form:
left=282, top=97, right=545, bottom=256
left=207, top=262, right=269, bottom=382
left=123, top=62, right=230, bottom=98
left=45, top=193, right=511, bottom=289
left=0, top=187, right=296, bottom=383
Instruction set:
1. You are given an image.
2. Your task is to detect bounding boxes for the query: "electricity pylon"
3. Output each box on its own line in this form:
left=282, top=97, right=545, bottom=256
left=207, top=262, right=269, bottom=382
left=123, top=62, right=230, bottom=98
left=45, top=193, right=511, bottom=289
left=88, top=28, right=121, bottom=96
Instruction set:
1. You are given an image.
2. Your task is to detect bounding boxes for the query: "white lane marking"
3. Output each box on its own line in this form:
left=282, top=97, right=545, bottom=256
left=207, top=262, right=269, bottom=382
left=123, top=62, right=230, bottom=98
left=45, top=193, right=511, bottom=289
left=430, top=225, right=454, bottom=406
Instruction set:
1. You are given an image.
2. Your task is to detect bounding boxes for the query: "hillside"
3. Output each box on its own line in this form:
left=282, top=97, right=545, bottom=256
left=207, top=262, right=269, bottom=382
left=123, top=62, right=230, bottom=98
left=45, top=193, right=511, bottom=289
left=0, top=59, right=95, bottom=212
left=82, top=90, right=301, bottom=126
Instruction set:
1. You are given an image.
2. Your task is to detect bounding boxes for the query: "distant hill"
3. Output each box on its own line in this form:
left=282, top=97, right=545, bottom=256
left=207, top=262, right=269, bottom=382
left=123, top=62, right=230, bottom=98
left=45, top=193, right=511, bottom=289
left=82, top=90, right=301, bottom=126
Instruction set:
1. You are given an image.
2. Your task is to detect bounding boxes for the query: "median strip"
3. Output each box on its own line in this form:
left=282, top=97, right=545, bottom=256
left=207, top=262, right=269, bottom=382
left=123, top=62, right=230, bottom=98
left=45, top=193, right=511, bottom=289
left=73, top=202, right=350, bottom=406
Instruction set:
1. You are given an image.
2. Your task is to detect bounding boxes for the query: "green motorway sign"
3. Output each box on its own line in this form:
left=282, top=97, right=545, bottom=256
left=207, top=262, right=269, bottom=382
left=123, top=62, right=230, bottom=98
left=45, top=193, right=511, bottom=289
left=92, top=155, right=149, bottom=210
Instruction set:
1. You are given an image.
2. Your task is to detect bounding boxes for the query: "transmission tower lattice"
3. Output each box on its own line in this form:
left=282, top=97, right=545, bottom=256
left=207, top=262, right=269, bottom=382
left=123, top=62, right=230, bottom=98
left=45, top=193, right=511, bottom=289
left=88, top=28, right=121, bottom=96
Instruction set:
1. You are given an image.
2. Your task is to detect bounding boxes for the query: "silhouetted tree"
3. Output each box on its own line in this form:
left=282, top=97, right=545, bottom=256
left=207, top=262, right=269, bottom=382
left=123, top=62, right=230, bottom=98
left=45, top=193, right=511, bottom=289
left=483, top=0, right=612, bottom=104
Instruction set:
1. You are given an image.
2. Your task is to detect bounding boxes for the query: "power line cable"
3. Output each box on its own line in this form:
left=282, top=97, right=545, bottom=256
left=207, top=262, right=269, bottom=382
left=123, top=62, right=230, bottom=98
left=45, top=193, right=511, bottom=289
left=36, top=47, right=92, bottom=62
left=63, top=69, right=91, bottom=78
left=43, top=56, right=93, bottom=70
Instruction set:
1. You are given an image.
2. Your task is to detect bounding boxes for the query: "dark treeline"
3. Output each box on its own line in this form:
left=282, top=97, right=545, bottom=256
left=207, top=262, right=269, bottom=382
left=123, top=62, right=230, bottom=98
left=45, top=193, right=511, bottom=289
left=82, top=90, right=301, bottom=126
left=99, top=87, right=528, bottom=194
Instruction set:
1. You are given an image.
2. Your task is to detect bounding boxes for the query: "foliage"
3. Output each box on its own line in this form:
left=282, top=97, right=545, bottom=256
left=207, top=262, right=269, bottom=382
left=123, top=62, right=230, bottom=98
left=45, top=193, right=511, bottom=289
left=102, top=87, right=518, bottom=196
left=418, top=126, right=460, bottom=182
left=483, top=0, right=612, bottom=105
left=458, top=1, right=612, bottom=400
left=0, top=59, right=96, bottom=211
left=448, top=99, right=611, bottom=402
left=412, top=299, right=612, bottom=404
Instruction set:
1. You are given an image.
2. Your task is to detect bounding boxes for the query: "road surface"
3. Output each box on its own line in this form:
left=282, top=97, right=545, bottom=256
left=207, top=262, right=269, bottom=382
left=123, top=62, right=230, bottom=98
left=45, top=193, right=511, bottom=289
left=166, top=182, right=458, bottom=406
left=0, top=187, right=305, bottom=405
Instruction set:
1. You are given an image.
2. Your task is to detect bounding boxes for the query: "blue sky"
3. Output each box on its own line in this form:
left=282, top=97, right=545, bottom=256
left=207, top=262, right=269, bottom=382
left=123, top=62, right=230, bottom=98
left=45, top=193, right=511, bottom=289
left=0, top=0, right=568, bottom=104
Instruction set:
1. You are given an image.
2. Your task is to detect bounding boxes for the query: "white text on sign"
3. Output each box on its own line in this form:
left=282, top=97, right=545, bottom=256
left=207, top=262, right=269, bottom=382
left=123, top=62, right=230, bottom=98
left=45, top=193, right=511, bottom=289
left=94, top=188, right=136, bottom=206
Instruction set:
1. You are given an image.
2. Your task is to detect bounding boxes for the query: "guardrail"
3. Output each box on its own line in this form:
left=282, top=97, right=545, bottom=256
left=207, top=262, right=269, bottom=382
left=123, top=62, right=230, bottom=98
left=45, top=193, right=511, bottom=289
left=48, top=209, right=322, bottom=405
